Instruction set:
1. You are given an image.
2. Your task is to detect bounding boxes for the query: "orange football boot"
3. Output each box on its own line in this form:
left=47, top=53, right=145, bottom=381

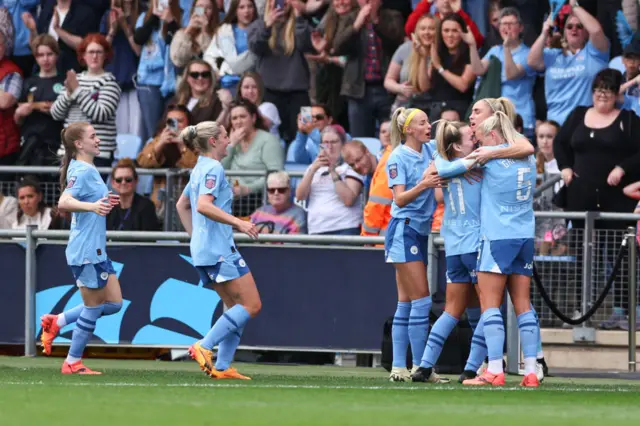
left=189, top=342, right=214, bottom=375
left=463, top=371, right=506, bottom=387
left=40, top=314, right=61, bottom=355
left=520, top=373, right=540, bottom=388
left=61, top=360, right=102, bottom=375
left=217, top=367, right=251, bottom=380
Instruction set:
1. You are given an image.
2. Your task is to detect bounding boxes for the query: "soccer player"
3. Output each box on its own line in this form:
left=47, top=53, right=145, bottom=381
left=175, top=121, right=262, bottom=380
left=463, top=112, right=541, bottom=387
left=384, top=107, right=448, bottom=382
left=46, top=122, right=122, bottom=374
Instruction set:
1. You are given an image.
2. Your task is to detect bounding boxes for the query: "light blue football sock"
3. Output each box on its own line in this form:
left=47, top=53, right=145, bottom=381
left=420, top=311, right=458, bottom=368
left=200, top=305, right=250, bottom=350
left=102, top=301, right=122, bottom=316
left=67, top=305, right=104, bottom=361
left=482, top=308, right=504, bottom=364
left=466, top=307, right=481, bottom=331
left=530, top=305, right=544, bottom=358
left=60, top=304, right=84, bottom=327
left=408, top=296, right=432, bottom=367
left=517, top=310, right=539, bottom=361
left=464, top=315, right=487, bottom=372
left=391, top=302, right=410, bottom=368
left=215, top=326, right=244, bottom=371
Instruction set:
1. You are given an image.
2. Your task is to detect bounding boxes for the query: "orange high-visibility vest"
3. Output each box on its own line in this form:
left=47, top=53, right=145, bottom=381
left=361, top=146, right=393, bottom=236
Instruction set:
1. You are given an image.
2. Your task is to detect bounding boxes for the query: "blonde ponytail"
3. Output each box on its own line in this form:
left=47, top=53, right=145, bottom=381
left=390, top=107, right=424, bottom=149
left=477, top=111, right=519, bottom=145
left=435, top=120, right=466, bottom=161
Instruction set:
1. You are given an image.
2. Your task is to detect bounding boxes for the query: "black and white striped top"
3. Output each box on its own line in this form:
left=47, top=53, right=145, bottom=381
left=51, top=72, right=121, bottom=160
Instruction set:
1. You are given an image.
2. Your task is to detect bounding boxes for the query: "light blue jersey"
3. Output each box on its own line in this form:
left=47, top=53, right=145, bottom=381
left=184, top=156, right=236, bottom=266
left=480, top=145, right=535, bottom=241
left=434, top=156, right=482, bottom=256
left=64, top=159, right=109, bottom=266
left=386, top=141, right=438, bottom=235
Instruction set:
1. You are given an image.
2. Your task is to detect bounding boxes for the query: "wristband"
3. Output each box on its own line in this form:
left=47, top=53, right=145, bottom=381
left=438, top=67, right=445, bottom=75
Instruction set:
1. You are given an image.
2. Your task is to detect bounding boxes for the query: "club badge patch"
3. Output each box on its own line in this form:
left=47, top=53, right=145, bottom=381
left=389, top=163, right=398, bottom=179
left=66, top=177, right=77, bottom=188
left=205, top=174, right=216, bottom=189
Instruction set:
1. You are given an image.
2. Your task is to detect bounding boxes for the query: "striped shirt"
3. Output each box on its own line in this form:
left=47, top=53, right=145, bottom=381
left=51, top=72, right=121, bottom=160
left=1, top=72, right=23, bottom=99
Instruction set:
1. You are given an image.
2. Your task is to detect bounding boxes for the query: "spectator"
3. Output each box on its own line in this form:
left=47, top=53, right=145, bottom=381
left=0, top=25, right=24, bottom=165
left=384, top=14, right=436, bottom=111
left=377, top=118, right=391, bottom=156
left=258, top=101, right=281, bottom=138
left=439, top=106, right=460, bottom=122
left=170, top=0, right=218, bottom=69
left=11, top=176, right=52, bottom=230
left=250, top=171, right=307, bottom=234
left=342, top=138, right=378, bottom=188
left=291, top=103, right=337, bottom=164
left=222, top=98, right=284, bottom=216
left=50, top=33, right=121, bottom=167
left=33, top=0, right=100, bottom=72
left=133, top=0, right=181, bottom=144
left=618, top=32, right=640, bottom=117
left=469, top=7, right=537, bottom=139
left=0, top=191, right=18, bottom=229
left=527, top=0, right=609, bottom=125
left=480, top=0, right=502, bottom=54
left=247, top=0, right=313, bottom=142
left=136, top=104, right=197, bottom=219
left=295, top=126, right=364, bottom=235
left=204, top=0, right=258, bottom=91
left=14, top=34, right=64, bottom=166
left=0, top=6, right=15, bottom=60
left=5, top=0, right=38, bottom=76
left=103, top=0, right=143, bottom=138
left=236, top=70, right=263, bottom=104
left=427, top=13, right=475, bottom=120
left=406, top=0, right=484, bottom=47
left=326, top=0, right=404, bottom=137
left=169, top=59, right=232, bottom=126
left=106, top=158, right=161, bottom=231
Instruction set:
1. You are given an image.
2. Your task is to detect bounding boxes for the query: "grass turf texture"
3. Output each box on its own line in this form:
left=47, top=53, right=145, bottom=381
left=1, top=357, right=639, bottom=426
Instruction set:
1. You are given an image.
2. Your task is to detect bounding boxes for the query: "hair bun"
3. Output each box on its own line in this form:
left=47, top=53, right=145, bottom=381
left=188, top=125, right=197, bottom=140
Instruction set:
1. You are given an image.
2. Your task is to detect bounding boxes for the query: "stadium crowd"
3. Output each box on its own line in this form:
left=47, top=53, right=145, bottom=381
left=1, top=0, right=640, bottom=325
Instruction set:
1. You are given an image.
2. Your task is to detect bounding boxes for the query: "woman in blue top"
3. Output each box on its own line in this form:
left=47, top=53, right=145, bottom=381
left=40, top=122, right=123, bottom=374
left=384, top=107, right=447, bottom=382
left=527, top=0, right=609, bottom=125
left=175, top=121, right=261, bottom=380
left=463, top=112, right=541, bottom=388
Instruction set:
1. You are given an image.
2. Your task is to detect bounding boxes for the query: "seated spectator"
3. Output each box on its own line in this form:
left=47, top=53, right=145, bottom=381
left=527, top=1, right=609, bottom=125
left=258, top=101, right=281, bottom=138
left=0, top=192, right=18, bottom=229
left=469, top=7, right=537, bottom=139
left=247, top=0, right=313, bottom=142
left=14, top=35, right=64, bottom=166
left=12, top=176, right=52, bottom=230
left=136, top=104, right=197, bottom=219
left=384, top=14, right=436, bottom=111
left=50, top=33, right=121, bottom=167
left=106, top=158, right=161, bottom=231
left=427, top=13, right=475, bottom=120
left=103, top=0, right=143, bottom=138
left=291, top=103, right=337, bottom=164
left=204, top=0, right=258, bottom=91
left=342, top=139, right=392, bottom=237
left=295, top=126, right=364, bottom=235
left=619, top=32, right=640, bottom=117
left=439, top=106, right=460, bottom=122
left=0, top=25, right=23, bottom=165
left=222, top=98, right=284, bottom=216
left=169, top=59, right=232, bottom=126
left=406, top=0, right=484, bottom=47
left=32, top=0, right=101, bottom=72
left=170, top=0, right=218, bottom=69
left=236, top=71, right=263, bottom=103
left=250, top=171, right=307, bottom=234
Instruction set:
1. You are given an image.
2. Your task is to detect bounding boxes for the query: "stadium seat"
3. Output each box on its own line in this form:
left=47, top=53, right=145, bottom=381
left=114, top=134, right=143, bottom=161
left=284, top=162, right=308, bottom=209
left=356, top=137, right=381, bottom=155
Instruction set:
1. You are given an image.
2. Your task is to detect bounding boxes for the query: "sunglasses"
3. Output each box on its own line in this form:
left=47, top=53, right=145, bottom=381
left=189, top=71, right=212, bottom=79
left=313, top=114, right=326, bottom=121
left=565, top=23, right=584, bottom=31
left=114, top=177, right=134, bottom=184
left=267, top=187, right=288, bottom=194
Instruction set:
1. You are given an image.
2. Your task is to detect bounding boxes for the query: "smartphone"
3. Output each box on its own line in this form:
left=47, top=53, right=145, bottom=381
left=300, top=106, right=312, bottom=124
left=167, top=117, right=179, bottom=131
left=157, top=0, right=169, bottom=12
left=194, top=6, right=205, bottom=16
left=275, top=0, right=285, bottom=9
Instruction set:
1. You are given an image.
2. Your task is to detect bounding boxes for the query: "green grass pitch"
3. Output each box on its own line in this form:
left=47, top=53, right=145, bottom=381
left=1, top=356, right=639, bottom=426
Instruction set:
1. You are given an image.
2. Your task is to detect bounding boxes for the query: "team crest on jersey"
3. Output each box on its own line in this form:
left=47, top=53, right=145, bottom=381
left=100, top=272, right=109, bottom=280
left=389, top=163, right=398, bottom=179
left=205, top=174, right=216, bottom=189
left=67, top=177, right=76, bottom=188
left=53, top=83, right=64, bottom=94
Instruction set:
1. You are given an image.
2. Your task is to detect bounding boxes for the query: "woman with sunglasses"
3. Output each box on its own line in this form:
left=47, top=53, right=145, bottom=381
left=170, top=59, right=233, bottom=127
left=106, top=158, right=160, bottom=231
left=527, top=0, right=609, bottom=125
left=250, top=171, right=307, bottom=234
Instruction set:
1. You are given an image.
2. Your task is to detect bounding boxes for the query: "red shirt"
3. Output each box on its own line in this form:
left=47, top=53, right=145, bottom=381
left=405, top=1, right=484, bottom=48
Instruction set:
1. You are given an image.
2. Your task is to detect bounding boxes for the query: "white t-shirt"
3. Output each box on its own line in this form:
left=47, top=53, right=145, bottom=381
left=187, top=97, right=199, bottom=111
left=0, top=196, right=18, bottom=229
left=305, top=163, right=364, bottom=234
left=48, top=7, right=69, bottom=40
left=12, top=208, right=53, bottom=231
left=544, top=158, right=563, bottom=194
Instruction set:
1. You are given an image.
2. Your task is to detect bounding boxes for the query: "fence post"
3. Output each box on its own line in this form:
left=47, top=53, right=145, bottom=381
left=164, top=170, right=174, bottom=232
left=24, top=225, right=37, bottom=357
left=627, top=226, right=637, bottom=373
left=573, top=212, right=596, bottom=342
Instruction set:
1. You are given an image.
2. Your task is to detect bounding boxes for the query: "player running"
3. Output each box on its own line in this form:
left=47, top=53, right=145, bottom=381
left=44, top=122, right=122, bottom=374
left=175, top=121, right=261, bottom=380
